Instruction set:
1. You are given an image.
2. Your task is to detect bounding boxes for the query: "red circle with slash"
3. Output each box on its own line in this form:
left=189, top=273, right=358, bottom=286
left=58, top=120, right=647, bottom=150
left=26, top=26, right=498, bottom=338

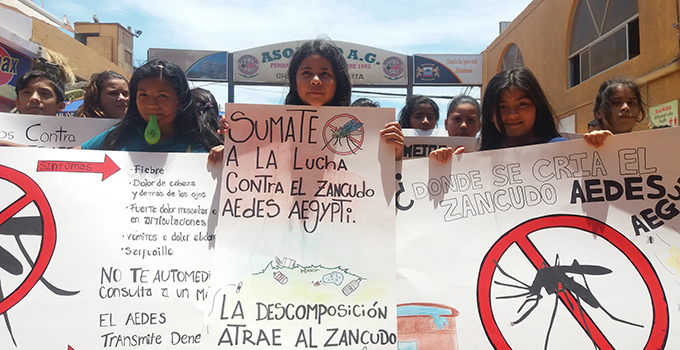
left=0, top=165, right=56, bottom=314
left=322, top=114, right=365, bottom=155
left=477, top=214, right=668, bottom=350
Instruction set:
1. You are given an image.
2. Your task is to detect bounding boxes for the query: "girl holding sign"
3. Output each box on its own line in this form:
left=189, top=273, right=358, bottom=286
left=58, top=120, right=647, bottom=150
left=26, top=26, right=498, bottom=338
left=381, top=96, right=443, bottom=160
left=429, top=68, right=567, bottom=162
left=583, top=78, right=646, bottom=148
left=479, top=68, right=567, bottom=150
left=283, top=39, right=351, bottom=107
left=210, top=38, right=404, bottom=163
left=78, top=59, right=222, bottom=152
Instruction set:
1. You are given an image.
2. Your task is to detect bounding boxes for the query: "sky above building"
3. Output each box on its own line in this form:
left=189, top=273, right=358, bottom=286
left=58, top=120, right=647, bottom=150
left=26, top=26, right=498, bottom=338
left=39, top=0, right=533, bottom=126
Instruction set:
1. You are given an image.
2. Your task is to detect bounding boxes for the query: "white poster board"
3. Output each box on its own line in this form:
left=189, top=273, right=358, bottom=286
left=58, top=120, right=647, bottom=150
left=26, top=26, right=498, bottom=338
left=0, top=148, right=218, bottom=349
left=403, top=134, right=479, bottom=159
left=395, top=128, right=679, bottom=349
left=0, top=113, right=116, bottom=148
left=203, top=104, right=397, bottom=348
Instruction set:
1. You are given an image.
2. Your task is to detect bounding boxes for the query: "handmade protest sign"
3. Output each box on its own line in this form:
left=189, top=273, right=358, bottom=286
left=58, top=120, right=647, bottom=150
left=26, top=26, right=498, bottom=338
left=0, top=112, right=116, bottom=148
left=395, top=128, right=680, bottom=349
left=402, top=135, right=478, bottom=159
left=0, top=148, right=218, bottom=349
left=203, top=104, right=397, bottom=348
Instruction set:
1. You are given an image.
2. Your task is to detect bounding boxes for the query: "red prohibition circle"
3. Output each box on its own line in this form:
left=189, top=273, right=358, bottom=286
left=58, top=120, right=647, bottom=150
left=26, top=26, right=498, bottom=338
left=477, top=214, right=668, bottom=350
left=0, top=46, right=13, bottom=86
left=322, top=113, right=365, bottom=156
left=0, top=165, right=56, bottom=315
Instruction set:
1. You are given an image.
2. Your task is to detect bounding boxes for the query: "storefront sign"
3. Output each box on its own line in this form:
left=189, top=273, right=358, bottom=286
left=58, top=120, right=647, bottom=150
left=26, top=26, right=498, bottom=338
left=413, top=54, right=483, bottom=85
left=232, top=41, right=407, bottom=86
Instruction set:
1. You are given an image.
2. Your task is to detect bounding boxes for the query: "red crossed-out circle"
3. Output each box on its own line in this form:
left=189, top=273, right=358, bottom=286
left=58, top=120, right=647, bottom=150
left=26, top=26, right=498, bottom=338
left=0, top=46, right=13, bottom=86
left=0, top=165, right=56, bottom=315
left=322, top=114, right=365, bottom=155
left=478, top=214, right=668, bottom=350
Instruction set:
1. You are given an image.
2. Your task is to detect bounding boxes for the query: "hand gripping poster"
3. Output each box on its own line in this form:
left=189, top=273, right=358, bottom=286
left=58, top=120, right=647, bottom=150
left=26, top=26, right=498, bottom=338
left=0, top=147, right=218, bottom=349
left=395, top=127, right=680, bottom=350
left=203, top=104, right=397, bottom=349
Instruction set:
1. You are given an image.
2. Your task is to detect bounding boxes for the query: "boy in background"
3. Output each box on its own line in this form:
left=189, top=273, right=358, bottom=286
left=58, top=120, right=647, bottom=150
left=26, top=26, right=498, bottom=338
left=14, top=70, right=65, bottom=115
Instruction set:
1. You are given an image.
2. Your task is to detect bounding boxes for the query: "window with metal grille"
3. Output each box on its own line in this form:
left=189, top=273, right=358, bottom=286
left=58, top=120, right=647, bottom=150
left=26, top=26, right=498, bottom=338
left=568, top=0, right=640, bottom=87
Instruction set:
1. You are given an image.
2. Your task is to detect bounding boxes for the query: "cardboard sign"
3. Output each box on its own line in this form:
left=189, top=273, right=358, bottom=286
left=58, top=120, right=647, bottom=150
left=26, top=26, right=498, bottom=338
left=203, top=104, right=398, bottom=348
left=0, top=148, right=218, bottom=349
left=0, top=113, right=116, bottom=148
left=403, top=135, right=479, bottom=159
left=395, top=128, right=680, bottom=349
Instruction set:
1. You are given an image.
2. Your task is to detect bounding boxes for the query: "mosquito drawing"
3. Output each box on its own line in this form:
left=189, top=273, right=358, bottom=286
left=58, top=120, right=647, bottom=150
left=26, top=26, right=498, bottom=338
left=493, top=254, right=643, bottom=350
left=0, top=245, right=22, bottom=345
left=322, top=119, right=363, bottom=153
left=0, top=216, right=79, bottom=347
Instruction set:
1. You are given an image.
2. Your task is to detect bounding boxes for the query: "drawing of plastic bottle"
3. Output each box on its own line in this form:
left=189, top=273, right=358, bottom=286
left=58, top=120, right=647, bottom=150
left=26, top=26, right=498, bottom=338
left=273, top=271, right=288, bottom=285
left=275, top=256, right=297, bottom=268
left=342, top=278, right=362, bottom=296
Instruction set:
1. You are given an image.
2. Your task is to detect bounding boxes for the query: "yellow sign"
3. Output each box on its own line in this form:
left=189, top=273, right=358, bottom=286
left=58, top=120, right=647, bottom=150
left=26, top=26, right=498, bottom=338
left=648, top=100, right=678, bottom=128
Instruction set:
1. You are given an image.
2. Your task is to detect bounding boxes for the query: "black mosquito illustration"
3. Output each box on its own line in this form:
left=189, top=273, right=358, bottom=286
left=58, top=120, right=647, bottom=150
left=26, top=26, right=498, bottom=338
left=0, top=216, right=79, bottom=346
left=322, top=119, right=363, bottom=153
left=493, top=254, right=643, bottom=350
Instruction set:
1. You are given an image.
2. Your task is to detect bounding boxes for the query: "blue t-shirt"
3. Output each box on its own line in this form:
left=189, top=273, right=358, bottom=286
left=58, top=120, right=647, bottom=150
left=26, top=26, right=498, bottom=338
left=81, top=127, right=208, bottom=153
left=547, top=137, right=569, bottom=143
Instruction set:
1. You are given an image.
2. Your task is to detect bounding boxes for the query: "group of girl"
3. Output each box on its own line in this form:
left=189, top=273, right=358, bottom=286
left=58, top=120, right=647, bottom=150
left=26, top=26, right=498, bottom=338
left=75, top=60, right=222, bottom=153
left=74, top=38, right=646, bottom=166
left=396, top=69, right=645, bottom=163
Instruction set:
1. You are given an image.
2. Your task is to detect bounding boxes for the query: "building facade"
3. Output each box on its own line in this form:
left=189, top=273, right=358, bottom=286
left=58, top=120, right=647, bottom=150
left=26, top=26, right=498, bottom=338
left=483, top=0, right=680, bottom=132
left=0, top=0, right=134, bottom=112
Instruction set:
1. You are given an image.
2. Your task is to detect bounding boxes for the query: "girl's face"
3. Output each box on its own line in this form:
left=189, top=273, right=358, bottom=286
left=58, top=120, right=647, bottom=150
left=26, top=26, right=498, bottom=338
left=598, top=85, right=640, bottom=134
left=409, top=103, right=437, bottom=130
left=296, top=55, right=336, bottom=106
left=494, top=87, right=538, bottom=145
left=136, top=78, right=179, bottom=138
left=446, top=103, right=480, bottom=137
left=99, top=79, right=129, bottom=119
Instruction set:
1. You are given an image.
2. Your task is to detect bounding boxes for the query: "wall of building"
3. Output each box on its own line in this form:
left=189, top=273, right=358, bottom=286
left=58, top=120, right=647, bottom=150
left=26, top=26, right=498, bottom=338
left=483, top=0, right=680, bottom=133
left=32, top=19, right=131, bottom=81
left=74, top=22, right=134, bottom=73
left=117, top=25, right=134, bottom=72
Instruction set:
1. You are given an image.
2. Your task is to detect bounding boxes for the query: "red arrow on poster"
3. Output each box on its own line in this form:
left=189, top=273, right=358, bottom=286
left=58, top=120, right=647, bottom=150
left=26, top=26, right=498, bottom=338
left=36, top=155, right=120, bottom=180
left=68, top=346, right=74, bottom=350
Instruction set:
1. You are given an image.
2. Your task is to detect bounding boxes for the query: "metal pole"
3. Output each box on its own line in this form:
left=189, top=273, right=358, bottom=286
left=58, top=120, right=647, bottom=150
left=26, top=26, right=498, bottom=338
left=227, top=52, right=234, bottom=103
left=406, top=55, right=413, bottom=102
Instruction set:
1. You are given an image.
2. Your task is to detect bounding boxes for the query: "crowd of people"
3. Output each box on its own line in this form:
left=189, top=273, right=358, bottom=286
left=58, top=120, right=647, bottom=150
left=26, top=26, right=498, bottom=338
left=3, top=38, right=653, bottom=163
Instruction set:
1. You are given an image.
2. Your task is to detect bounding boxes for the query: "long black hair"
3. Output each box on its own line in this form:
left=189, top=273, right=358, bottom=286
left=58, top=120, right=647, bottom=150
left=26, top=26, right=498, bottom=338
left=447, top=95, right=481, bottom=118
left=480, top=68, right=560, bottom=150
left=99, top=59, right=221, bottom=150
left=285, top=39, right=351, bottom=106
left=77, top=70, right=128, bottom=118
left=398, top=95, right=439, bottom=128
left=192, top=87, right=223, bottom=141
left=593, top=78, right=646, bottom=128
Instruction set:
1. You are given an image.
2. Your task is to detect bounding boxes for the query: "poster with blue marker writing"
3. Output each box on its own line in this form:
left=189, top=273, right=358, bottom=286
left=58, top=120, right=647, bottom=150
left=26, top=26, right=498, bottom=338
left=203, top=104, right=397, bottom=349
left=394, top=127, right=680, bottom=349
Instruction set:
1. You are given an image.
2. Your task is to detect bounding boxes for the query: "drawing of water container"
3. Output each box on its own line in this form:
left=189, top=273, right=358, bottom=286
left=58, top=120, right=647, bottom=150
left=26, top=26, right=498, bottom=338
left=273, top=271, right=288, bottom=285
left=341, top=278, right=362, bottom=296
left=397, top=303, right=459, bottom=350
left=275, top=256, right=297, bottom=268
